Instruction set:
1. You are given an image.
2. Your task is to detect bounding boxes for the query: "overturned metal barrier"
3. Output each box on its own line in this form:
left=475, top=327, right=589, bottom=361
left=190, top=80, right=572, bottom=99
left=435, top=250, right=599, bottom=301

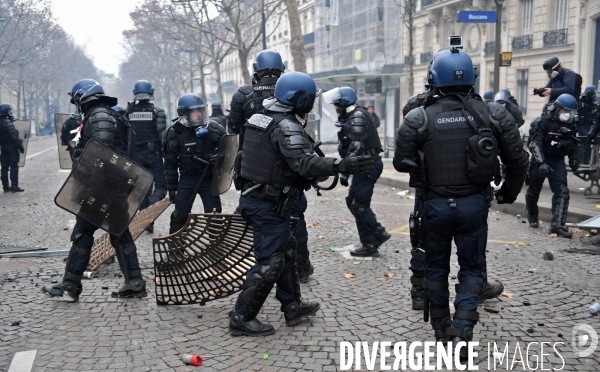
left=86, top=198, right=171, bottom=271
left=152, top=213, right=255, bottom=306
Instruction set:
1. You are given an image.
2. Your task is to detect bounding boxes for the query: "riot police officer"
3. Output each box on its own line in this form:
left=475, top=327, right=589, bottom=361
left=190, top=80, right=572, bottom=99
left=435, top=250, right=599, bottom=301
left=577, top=86, right=598, bottom=165
left=401, top=93, right=504, bottom=311
left=0, top=104, right=25, bottom=192
left=163, top=94, right=225, bottom=234
left=229, top=72, right=375, bottom=336
left=482, top=90, right=493, bottom=103
left=209, top=103, right=227, bottom=127
left=495, top=89, right=525, bottom=128
left=60, top=111, right=82, bottom=161
left=127, top=80, right=167, bottom=232
left=230, top=50, right=314, bottom=282
left=394, top=46, right=528, bottom=354
left=527, top=94, right=579, bottom=238
left=42, top=79, right=147, bottom=301
left=323, top=87, right=390, bottom=257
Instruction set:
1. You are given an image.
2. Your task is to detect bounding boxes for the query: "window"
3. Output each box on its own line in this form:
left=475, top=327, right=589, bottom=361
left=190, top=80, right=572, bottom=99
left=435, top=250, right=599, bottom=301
left=489, top=71, right=494, bottom=91
left=555, top=0, right=568, bottom=30
left=517, top=69, right=528, bottom=114
left=426, top=24, right=434, bottom=52
left=521, top=0, right=533, bottom=35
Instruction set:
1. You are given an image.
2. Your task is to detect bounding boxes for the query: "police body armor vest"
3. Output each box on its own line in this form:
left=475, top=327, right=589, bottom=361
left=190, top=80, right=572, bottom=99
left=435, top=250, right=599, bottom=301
left=541, top=116, right=575, bottom=157
left=128, top=102, right=158, bottom=144
left=347, top=107, right=382, bottom=152
left=0, top=116, right=10, bottom=145
left=174, top=123, right=219, bottom=176
left=240, top=113, right=305, bottom=190
left=242, top=77, right=278, bottom=118
left=422, top=98, right=491, bottom=186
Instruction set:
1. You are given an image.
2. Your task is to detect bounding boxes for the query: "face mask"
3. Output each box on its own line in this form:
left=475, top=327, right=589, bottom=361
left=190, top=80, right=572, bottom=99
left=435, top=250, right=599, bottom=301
left=559, top=112, right=572, bottom=123
left=549, top=70, right=559, bottom=78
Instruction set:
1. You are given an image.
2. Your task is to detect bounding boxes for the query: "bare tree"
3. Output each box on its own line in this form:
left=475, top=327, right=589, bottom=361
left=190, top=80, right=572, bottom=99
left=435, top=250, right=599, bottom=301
left=284, top=0, right=306, bottom=72
left=393, top=0, right=417, bottom=96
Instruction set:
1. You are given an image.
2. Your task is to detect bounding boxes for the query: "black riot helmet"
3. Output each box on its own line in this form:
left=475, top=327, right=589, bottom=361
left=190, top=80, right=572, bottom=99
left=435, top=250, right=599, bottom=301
left=68, top=79, right=117, bottom=112
left=543, top=56, right=562, bottom=78
left=0, top=103, right=13, bottom=118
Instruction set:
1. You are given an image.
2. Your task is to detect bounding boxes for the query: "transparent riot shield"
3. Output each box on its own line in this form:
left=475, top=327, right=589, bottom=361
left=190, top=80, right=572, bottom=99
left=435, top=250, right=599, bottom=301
left=210, top=134, right=239, bottom=196
left=13, top=120, right=30, bottom=167
left=54, top=139, right=154, bottom=235
left=54, top=113, right=76, bottom=169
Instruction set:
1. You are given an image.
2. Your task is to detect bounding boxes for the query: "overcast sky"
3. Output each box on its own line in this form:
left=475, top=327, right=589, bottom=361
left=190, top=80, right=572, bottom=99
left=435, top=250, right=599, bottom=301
left=50, top=0, right=141, bottom=76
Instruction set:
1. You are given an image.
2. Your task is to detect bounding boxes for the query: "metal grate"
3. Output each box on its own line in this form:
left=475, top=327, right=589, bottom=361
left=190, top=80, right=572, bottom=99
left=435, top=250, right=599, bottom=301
left=0, top=245, right=47, bottom=254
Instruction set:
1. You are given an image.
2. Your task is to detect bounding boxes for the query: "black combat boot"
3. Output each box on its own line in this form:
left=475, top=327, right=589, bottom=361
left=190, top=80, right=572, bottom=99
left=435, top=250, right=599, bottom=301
left=350, top=243, right=379, bottom=257
left=479, top=271, right=504, bottom=302
left=449, top=327, right=474, bottom=360
left=42, top=281, right=82, bottom=302
left=550, top=226, right=572, bottom=238
left=11, top=186, right=24, bottom=193
left=283, top=301, right=320, bottom=326
left=229, top=311, right=275, bottom=336
left=111, top=277, right=147, bottom=298
left=550, top=186, right=571, bottom=238
left=431, top=315, right=452, bottom=343
left=525, top=191, right=539, bottom=228
left=410, top=276, right=424, bottom=310
left=145, top=222, right=154, bottom=233
left=297, top=260, right=314, bottom=283
left=375, top=225, right=391, bottom=247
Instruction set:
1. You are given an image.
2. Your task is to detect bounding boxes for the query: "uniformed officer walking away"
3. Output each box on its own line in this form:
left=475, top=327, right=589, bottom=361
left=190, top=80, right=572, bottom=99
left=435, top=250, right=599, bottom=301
left=229, top=72, right=375, bottom=336
left=527, top=94, right=579, bottom=238
left=209, top=103, right=227, bottom=127
left=163, top=93, right=225, bottom=234
left=60, top=111, right=82, bottom=161
left=42, top=79, right=147, bottom=302
left=577, top=86, right=598, bottom=165
left=0, top=104, right=25, bottom=193
left=400, top=93, right=505, bottom=312
left=394, top=45, right=528, bottom=354
left=323, top=86, right=390, bottom=257
left=127, top=80, right=167, bottom=233
left=229, top=50, right=315, bottom=282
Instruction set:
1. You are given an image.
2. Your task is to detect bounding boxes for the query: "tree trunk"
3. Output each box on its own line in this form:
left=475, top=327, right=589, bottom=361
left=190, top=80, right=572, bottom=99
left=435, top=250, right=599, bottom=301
left=215, top=59, right=224, bottom=105
left=407, top=17, right=414, bottom=97
left=284, top=0, right=306, bottom=72
left=197, top=55, right=207, bottom=103
left=238, top=48, right=251, bottom=85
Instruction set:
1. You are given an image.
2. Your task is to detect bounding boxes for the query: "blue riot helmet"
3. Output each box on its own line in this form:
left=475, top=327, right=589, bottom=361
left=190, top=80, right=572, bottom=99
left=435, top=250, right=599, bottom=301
left=253, top=49, right=286, bottom=74
left=483, top=90, right=493, bottom=102
left=494, top=90, right=509, bottom=104
left=177, top=93, right=208, bottom=128
left=427, top=48, right=476, bottom=89
left=553, top=94, right=577, bottom=124
left=68, top=79, right=117, bottom=111
left=133, top=80, right=154, bottom=101
left=500, top=88, right=512, bottom=96
left=273, top=72, right=319, bottom=115
left=0, top=103, right=13, bottom=117
left=323, top=87, right=357, bottom=107
left=111, top=104, right=125, bottom=115
left=583, top=85, right=598, bottom=100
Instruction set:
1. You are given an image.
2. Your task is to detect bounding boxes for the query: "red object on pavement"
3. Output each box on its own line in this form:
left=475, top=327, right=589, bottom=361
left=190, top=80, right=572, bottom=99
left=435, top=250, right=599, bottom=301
left=181, top=354, right=203, bottom=366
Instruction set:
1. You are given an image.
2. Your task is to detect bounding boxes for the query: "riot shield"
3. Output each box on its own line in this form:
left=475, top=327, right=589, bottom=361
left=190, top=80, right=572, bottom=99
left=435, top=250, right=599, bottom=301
left=54, top=139, right=154, bottom=235
left=210, top=133, right=239, bottom=196
left=54, top=113, right=75, bottom=169
left=13, top=120, right=30, bottom=167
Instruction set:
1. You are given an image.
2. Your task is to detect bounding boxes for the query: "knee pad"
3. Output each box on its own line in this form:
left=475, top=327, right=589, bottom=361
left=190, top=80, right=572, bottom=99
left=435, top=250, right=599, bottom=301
left=259, top=251, right=286, bottom=284
left=70, top=224, right=93, bottom=247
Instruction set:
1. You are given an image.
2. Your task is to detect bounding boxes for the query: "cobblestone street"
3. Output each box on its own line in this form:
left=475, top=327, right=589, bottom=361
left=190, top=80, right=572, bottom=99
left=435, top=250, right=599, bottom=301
left=1, top=136, right=599, bottom=371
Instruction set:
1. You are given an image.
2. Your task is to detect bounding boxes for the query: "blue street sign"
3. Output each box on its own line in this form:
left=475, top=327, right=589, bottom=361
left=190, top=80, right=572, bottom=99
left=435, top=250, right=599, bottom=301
left=458, top=11, right=497, bottom=23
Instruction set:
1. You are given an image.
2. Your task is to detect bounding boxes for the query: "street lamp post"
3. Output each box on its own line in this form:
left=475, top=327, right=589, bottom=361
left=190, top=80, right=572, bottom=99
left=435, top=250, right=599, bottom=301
left=493, top=0, right=505, bottom=95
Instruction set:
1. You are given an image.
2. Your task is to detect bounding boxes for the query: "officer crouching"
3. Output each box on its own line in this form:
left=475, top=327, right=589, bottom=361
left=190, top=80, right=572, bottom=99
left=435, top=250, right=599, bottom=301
left=393, top=42, right=528, bottom=357
left=163, top=94, right=225, bottom=234
left=229, top=72, right=375, bottom=336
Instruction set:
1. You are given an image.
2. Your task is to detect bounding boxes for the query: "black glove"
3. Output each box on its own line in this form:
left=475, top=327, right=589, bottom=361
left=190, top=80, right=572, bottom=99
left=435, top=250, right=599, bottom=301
left=538, top=163, right=552, bottom=177
left=169, top=190, right=177, bottom=203
left=340, top=174, right=349, bottom=187
left=588, top=134, right=598, bottom=144
left=494, top=185, right=517, bottom=204
left=335, top=155, right=375, bottom=175
left=17, top=140, right=24, bottom=154
left=569, top=158, right=580, bottom=171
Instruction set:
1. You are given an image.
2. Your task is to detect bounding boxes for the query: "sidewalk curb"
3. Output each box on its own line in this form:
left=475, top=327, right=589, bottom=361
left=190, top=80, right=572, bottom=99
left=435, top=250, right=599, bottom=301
left=376, top=175, right=594, bottom=224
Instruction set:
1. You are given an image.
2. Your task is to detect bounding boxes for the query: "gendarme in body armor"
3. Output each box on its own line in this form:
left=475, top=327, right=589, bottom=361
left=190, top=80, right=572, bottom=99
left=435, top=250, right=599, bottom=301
left=127, top=80, right=167, bottom=228
left=229, top=71, right=375, bottom=337
left=323, top=86, right=390, bottom=258
left=163, top=93, right=225, bottom=234
left=42, top=79, right=147, bottom=302
left=0, top=103, right=25, bottom=192
left=393, top=47, right=528, bottom=358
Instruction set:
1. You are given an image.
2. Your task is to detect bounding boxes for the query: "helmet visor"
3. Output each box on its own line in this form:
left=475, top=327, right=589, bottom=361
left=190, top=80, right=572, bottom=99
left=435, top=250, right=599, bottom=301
left=322, top=88, right=341, bottom=105
left=187, top=106, right=208, bottom=127
left=307, top=90, right=322, bottom=122
left=494, top=91, right=509, bottom=104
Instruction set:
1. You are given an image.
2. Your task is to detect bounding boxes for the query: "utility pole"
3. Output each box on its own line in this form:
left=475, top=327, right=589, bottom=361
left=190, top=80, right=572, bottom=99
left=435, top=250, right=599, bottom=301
left=493, top=0, right=505, bottom=95
left=261, top=0, right=267, bottom=49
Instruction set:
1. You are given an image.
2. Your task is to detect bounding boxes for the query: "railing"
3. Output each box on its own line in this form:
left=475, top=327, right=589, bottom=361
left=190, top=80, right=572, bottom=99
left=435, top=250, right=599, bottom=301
left=420, top=52, right=433, bottom=64
left=543, top=28, right=567, bottom=46
left=511, top=34, right=533, bottom=51
left=484, top=41, right=495, bottom=56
